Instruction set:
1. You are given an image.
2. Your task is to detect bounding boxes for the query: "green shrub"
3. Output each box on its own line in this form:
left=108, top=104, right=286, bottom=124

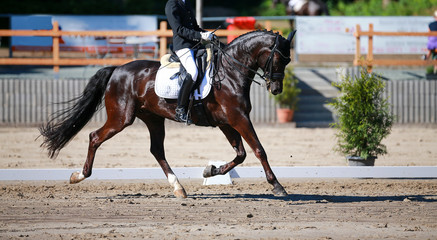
left=329, top=68, right=395, bottom=159
left=426, top=66, right=435, bottom=74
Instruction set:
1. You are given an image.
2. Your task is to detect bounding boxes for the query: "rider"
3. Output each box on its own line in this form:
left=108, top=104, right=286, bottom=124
left=165, top=0, right=214, bottom=124
left=426, top=10, right=437, bottom=74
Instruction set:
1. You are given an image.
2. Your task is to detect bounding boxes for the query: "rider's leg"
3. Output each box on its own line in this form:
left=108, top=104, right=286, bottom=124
left=175, top=48, right=198, bottom=123
left=176, top=74, right=194, bottom=123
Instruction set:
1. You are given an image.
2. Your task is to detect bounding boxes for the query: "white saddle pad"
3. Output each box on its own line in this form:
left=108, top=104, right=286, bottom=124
left=154, top=60, right=213, bottom=100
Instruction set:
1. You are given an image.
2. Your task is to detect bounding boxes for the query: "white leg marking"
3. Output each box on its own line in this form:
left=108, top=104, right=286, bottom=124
left=70, top=170, right=86, bottom=184
left=78, top=170, right=85, bottom=180
left=168, top=173, right=183, bottom=191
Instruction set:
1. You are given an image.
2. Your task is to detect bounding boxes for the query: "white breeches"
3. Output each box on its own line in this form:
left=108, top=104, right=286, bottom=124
left=176, top=48, right=198, bottom=82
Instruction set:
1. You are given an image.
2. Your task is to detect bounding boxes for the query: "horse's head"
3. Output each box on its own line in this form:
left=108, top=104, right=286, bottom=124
left=257, top=31, right=294, bottom=95
left=222, top=30, right=295, bottom=95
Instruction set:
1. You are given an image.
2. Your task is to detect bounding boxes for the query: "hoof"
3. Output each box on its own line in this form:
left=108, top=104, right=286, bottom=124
left=174, top=188, right=187, bottom=198
left=203, top=165, right=216, bottom=178
left=272, top=185, right=288, bottom=197
left=70, top=171, right=85, bottom=184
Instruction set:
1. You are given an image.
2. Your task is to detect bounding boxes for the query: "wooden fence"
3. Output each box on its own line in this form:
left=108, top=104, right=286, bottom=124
left=0, top=21, right=258, bottom=73
left=354, top=23, right=437, bottom=72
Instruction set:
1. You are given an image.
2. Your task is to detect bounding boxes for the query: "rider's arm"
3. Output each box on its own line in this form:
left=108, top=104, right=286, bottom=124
left=165, top=0, right=202, bottom=42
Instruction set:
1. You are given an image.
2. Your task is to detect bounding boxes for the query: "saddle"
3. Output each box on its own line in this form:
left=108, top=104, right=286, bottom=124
left=160, top=47, right=213, bottom=87
left=155, top=46, right=216, bottom=126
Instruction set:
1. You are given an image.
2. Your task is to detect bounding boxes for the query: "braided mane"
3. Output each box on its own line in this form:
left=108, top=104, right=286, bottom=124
left=226, top=29, right=285, bottom=47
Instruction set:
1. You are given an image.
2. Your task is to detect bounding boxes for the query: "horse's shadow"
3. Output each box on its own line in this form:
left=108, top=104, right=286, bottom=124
left=189, top=193, right=437, bottom=203
left=102, top=193, right=437, bottom=204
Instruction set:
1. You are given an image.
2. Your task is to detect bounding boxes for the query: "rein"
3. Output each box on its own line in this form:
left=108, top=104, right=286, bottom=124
left=210, top=39, right=263, bottom=85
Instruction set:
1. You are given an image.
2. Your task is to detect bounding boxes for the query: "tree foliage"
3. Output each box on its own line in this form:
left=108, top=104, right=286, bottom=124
left=329, top=0, right=437, bottom=16
left=2, top=0, right=435, bottom=16
left=258, top=0, right=436, bottom=16
left=0, top=0, right=263, bottom=15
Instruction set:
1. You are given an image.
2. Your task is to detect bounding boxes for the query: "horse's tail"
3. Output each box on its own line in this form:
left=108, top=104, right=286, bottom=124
left=39, top=66, right=117, bottom=159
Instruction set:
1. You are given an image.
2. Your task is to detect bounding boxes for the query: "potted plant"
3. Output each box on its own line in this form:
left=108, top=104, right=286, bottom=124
left=426, top=66, right=437, bottom=80
left=329, top=68, right=395, bottom=166
left=272, top=67, right=301, bottom=123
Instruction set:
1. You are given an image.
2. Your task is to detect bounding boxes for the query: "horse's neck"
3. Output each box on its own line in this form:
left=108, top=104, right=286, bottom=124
left=220, top=35, right=273, bottom=89
left=227, top=34, right=273, bottom=67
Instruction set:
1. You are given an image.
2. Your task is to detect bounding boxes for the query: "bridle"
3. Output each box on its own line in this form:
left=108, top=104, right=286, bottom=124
left=210, top=32, right=290, bottom=86
left=262, top=34, right=291, bottom=88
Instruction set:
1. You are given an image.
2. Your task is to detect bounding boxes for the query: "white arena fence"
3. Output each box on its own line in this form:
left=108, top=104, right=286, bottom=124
left=384, top=80, right=437, bottom=124
left=1, top=166, right=437, bottom=181
left=0, top=78, right=278, bottom=125
left=345, top=67, right=437, bottom=124
left=0, top=79, right=437, bottom=125
left=1, top=78, right=437, bottom=125
left=1, top=77, right=437, bottom=125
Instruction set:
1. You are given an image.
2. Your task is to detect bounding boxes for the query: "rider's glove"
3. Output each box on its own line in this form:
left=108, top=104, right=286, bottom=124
left=201, top=31, right=213, bottom=41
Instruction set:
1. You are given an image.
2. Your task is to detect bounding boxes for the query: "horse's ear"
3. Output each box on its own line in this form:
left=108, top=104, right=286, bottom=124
left=287, top=30, right=297, bottom=45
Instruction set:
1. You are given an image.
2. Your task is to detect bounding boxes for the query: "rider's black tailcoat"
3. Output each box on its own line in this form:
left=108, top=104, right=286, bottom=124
left=165, top=0, right=205, bottom=51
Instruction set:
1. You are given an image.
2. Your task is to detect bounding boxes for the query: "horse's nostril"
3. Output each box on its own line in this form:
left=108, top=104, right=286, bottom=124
left=272, top=89, right=280, bottom=95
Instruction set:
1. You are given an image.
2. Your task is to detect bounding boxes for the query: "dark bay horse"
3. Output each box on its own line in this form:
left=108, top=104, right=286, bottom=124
left=39, top=30, right=293, bottom=198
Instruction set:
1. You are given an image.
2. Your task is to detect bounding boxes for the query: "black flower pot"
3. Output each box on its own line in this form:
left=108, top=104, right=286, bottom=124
left=426, top=73, right=437, bottom=80
left=347, top=156, right=376, bottom=166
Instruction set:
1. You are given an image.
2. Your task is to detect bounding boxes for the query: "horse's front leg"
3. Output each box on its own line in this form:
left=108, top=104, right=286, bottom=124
left=203, top=125, right=246, bottom=177
left=233, top=117, right=287, bottom=196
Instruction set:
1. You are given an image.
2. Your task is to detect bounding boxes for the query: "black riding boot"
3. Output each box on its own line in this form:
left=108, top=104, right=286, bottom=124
left=175, top=77, right=194, bottom=124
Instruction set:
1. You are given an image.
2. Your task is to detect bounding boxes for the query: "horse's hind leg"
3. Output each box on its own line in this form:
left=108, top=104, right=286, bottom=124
left=203, top=125, right=246, bottom=177
left=70, top=100, right=135, bottom=184
left=142, top=114, right=187, bottom=198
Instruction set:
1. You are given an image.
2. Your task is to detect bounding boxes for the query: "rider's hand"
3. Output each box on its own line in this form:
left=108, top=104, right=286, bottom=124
left=201, top=31, right=213, bottom=41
